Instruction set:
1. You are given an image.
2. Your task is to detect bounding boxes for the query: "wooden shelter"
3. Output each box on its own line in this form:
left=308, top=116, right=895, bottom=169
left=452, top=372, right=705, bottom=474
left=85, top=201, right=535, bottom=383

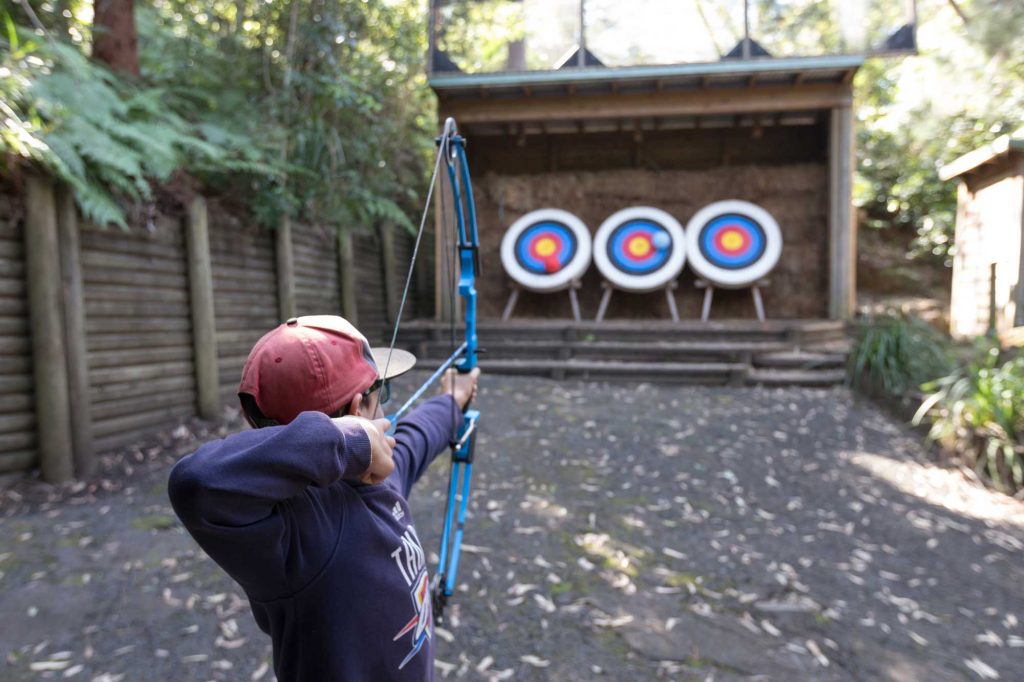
left=431, top=57, right=860, bottom=321
left=941, top=135, right=1024, bottom=338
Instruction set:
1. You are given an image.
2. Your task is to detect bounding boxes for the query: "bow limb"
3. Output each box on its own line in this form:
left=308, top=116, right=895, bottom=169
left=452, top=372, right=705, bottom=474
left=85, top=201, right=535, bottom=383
left=431, top=122, right=481, bottom=619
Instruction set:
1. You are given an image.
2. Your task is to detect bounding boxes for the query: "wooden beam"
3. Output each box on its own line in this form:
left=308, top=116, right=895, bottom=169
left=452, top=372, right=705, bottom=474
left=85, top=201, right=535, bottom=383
left=1017, top=159, right=1024, bottom=327
left=443, top=83, right=851, bottom=125
left=829, top=105, right=856, bottom=320
left=55, top=185, right=93, bottom=477
left=338, top=230, right=359, bottom=324
left=275, top=216, right=296, bottom=321
left=186, top=196, right=220, bottom=420
left=378, top=222, right=398, bottom=325
left=24, top=175, right=73, bottom=483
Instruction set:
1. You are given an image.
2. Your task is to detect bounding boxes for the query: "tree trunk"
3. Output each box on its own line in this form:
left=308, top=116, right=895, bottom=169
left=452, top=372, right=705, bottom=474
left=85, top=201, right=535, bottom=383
left=93, top=0, right=139, bottom=76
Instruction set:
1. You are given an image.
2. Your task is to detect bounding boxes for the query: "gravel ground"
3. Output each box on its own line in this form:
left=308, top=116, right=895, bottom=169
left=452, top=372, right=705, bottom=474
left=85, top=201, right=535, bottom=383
left=2, top=375, right=1023, bottom=682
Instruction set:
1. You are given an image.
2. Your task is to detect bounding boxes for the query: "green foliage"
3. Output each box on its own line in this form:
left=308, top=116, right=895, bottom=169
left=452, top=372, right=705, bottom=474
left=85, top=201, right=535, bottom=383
left=916, top=345, right=1024, bottom=493
left=847, top=313, right=955, bottom=397
left=2, top=23, right=222, bottom=226
left=2, top=0, right=432, bottom=233
left=438, top=0, right=525, bottom=72
left=854, top=0, right=1024, bottom=265
left=140, top=0, right=432, bottom=232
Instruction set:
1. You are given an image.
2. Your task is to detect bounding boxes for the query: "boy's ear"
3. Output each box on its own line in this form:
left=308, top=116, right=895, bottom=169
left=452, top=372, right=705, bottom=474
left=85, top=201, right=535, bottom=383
left=348, top=393, right=362, bottom=416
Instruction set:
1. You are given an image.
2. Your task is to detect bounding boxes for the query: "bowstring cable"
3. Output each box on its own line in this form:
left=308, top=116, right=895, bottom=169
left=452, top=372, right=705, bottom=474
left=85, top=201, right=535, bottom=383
left=378, top=121, right=456, bottom=389
left=439, top=145, right=460, bottom=436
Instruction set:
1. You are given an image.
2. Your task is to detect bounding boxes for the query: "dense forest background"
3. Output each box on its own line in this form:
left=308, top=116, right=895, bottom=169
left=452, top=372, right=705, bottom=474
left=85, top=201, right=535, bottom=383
left=1, top=0, right=1022, bottom=273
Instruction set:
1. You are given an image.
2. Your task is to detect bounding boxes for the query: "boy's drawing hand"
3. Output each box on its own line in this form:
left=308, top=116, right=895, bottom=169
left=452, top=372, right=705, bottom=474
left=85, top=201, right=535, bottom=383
left=440, top=367, right=481, bottom=410
left=333, top=416, right=395, bottom=484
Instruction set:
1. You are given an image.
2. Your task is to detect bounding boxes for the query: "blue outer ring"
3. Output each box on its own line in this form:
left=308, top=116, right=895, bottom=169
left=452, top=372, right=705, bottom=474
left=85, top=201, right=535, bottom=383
left=698, top=214, right=767, bottom=270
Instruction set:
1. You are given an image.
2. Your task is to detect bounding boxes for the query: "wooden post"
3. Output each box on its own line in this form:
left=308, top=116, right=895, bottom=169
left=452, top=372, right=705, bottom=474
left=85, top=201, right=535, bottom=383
left=1016, top=170, right=1024, bottom=327
left=337, top=230, right=358, bottom=323
left=379, top=222, right=398, bottom=325
left=829, top=104, right=856, bottom=320
left=988, top=262, right=998, bottom=336
left=24, top=176, right=73, bottom=483
left=55, top=186, right=94, bottom=477
left=276, top=215, right=296, bottom=321
left=186, top=197, right=220, bottom=420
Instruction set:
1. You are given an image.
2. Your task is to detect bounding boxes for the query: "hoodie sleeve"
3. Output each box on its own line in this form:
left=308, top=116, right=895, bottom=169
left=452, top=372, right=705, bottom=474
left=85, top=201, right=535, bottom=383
left=167, top=411, right=370, bottom=599
left=390, top=395, right=462, bottom=498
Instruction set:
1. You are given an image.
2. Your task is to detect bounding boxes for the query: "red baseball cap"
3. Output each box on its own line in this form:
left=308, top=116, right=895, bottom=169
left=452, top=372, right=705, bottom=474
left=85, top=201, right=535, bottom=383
left=238, top=315, right=415, bottom=425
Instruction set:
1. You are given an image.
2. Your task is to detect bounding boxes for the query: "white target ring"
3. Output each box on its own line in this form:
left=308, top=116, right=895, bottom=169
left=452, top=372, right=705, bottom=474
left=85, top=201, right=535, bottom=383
left=500, top=209, right=592, bottom=292
left=593, top=207, right=687, bottom=292
left=685, top=200, right=783, bottom=288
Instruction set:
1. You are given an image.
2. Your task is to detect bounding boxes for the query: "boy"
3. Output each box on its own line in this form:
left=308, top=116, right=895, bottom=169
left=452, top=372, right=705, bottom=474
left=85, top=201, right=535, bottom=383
left=168, top=315, right=480, bottom=681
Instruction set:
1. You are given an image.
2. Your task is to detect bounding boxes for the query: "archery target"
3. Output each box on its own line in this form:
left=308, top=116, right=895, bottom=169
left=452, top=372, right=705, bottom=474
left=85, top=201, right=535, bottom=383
left=500, top=209, right=592, bottom=292
left=685, top=200, right=783, bottom=288
left=593, top=207, right=687, bottom=292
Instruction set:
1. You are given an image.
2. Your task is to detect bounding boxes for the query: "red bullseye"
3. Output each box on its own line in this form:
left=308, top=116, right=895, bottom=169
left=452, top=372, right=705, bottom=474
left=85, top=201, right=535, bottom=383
left=543, top=255, right=561, bottom=273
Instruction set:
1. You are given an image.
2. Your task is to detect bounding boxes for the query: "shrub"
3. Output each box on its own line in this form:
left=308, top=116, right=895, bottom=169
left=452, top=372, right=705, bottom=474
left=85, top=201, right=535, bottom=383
left=916, top=345, right=1024, bottom=494
left=847, top=313, right=956, bottom=398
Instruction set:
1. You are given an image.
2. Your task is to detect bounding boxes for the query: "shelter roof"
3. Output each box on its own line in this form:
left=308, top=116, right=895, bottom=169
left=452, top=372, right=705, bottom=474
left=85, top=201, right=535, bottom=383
left=429, top=55, right=863, bottom=99
left=940, top=134, right=1024, bottom=181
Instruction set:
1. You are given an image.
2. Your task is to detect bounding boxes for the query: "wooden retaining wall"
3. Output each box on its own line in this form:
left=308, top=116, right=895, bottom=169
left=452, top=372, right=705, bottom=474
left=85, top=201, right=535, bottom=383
left=0, top=190, right=35, bottom=475
left=208, top=209, right=279, bottom=405
left=4, top=179, right=422, bottom=482
left=293, top=222, right=342, bottom=321
left=81, top=215, right=197, bottom=453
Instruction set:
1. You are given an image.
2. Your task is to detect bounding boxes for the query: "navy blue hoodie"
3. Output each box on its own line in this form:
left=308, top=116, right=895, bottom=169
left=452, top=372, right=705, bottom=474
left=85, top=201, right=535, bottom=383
left=168, top=395, right=459, bottom=681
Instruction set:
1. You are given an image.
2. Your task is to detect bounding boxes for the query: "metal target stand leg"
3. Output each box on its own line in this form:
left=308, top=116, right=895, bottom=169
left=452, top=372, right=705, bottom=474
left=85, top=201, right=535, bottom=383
left=698, top=280, right=715, bottom=322
left=502, top=285, right=521, bottom=321
left=751, top=283, right=766, bottom=323
left=595, top=281, right=614, bottom=322
left=568, top=279, right=582, bottom=322
left=665, top=280, right=680, bottom=322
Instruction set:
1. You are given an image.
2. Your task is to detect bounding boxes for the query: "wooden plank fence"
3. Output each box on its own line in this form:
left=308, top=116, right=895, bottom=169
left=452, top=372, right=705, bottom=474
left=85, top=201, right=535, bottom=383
left=0, top=188, right=36, bottom=475
left=3, top=178, right=423, bottom=483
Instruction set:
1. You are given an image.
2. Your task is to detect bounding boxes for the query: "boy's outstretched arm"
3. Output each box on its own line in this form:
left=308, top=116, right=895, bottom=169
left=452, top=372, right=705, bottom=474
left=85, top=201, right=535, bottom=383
left=391, top=368, right=480, bottom=496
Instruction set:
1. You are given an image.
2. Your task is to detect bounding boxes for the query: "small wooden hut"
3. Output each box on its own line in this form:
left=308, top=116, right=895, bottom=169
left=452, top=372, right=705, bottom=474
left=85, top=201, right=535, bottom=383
left=431, top=57, right=859, bottom=321
left=940, top=135, right=1024, bottom=338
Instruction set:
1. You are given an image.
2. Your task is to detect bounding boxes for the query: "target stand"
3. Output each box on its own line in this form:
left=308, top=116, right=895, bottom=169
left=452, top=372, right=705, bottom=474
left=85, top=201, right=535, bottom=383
left=592, top=207, right=687, bottom=322
left=595, top=279, right=680, bottom=322
left=503, top=278, right=584, bottom=321
left=695, top=278, right=769, bottom=322
left=686, top=200, right=783, bottom=323
left=500, top=209, right=593, bottom=321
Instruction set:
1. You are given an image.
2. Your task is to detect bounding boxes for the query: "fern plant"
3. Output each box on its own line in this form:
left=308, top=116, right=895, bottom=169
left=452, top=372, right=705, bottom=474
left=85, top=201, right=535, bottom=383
left=1, top=16, right=272, bottom=227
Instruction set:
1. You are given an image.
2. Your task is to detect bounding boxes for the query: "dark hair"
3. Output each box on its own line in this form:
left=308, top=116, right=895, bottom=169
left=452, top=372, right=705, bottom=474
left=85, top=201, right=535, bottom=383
left=240, top=393, right=350, bottom=429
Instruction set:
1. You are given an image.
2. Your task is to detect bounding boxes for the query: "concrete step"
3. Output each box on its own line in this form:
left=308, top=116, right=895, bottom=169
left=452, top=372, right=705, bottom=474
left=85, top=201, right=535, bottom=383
left=399, top=319, right=845, bottom=345
left=433, top=358, right=751, bottom=385
left=746, top=368, right=847, bottom=387
left=753, top=351, right=848, bottom=370
left=414, top=338, right=796, bottom=363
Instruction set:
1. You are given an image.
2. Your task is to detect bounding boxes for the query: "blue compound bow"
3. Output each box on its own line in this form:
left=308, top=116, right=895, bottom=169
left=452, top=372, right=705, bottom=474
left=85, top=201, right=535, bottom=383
left=380, top=117, right=480, bottom=620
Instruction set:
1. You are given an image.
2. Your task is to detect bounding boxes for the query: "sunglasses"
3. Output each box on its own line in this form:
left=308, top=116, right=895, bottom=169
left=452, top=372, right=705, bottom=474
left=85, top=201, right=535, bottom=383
left=363, top=378, right=392, bottom=407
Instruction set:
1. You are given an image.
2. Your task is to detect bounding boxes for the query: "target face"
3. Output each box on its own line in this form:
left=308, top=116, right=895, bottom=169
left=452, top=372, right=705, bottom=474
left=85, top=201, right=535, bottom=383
left=593, top=207, right=686, bottom=291
left=686, top=200, right=782, bottom=288
left=500, top=209, right=592, bottom=292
